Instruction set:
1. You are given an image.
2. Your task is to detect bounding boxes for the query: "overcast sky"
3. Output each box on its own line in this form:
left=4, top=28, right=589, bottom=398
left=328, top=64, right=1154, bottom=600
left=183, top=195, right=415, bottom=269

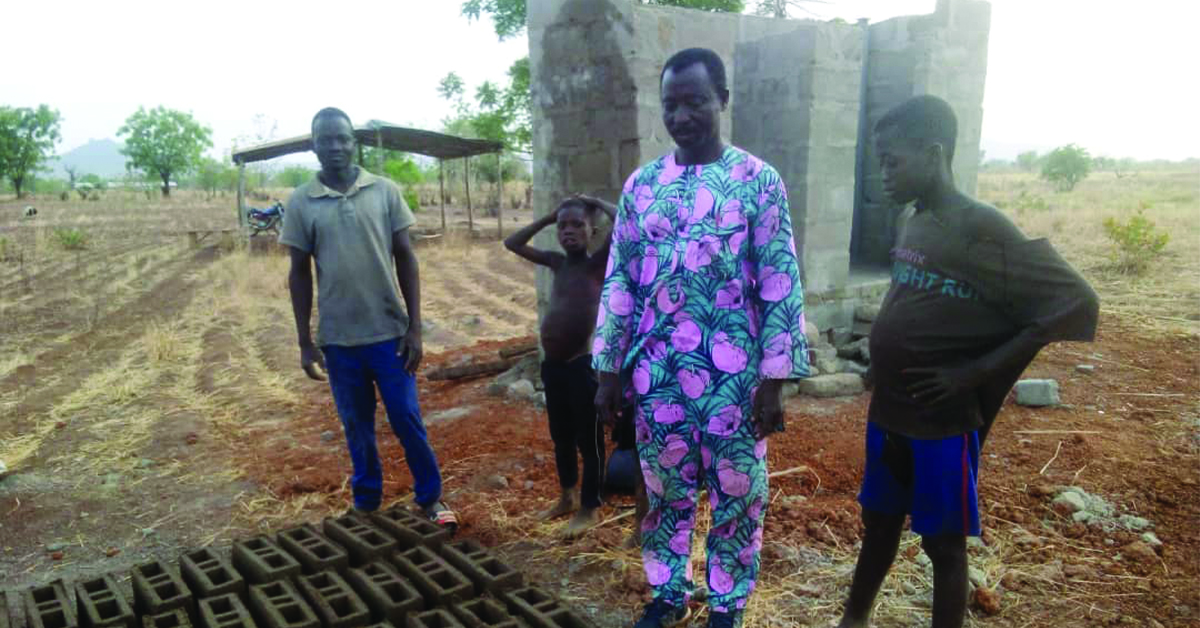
left=1, top=0, right=1196, bottom=163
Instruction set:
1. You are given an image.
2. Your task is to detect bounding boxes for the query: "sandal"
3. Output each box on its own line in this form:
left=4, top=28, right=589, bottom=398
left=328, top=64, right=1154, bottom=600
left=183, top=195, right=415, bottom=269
left=418, top=500, right=459, bottom=534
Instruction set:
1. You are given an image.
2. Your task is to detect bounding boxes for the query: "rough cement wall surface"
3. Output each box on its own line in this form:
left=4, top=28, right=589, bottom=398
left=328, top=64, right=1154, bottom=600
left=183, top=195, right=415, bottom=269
left=733, top=22, right=864, bottom=294
left=854, top=0, right=992, bottom=267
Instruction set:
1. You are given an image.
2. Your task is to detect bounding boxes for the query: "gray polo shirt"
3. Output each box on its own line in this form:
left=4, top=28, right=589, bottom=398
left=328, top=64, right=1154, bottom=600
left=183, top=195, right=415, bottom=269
left=280, top=167, right=416, bottom=347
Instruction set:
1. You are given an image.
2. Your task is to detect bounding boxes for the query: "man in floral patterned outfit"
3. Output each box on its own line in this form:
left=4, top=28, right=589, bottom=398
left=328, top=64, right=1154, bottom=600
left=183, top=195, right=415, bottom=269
left=593, top=48, right=810, bottom=628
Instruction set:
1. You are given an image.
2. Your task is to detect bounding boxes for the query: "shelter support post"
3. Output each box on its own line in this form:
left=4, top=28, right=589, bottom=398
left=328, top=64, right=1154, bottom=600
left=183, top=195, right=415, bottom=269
left=495, top=152, right=502, bottom=238
left=439, top=160, right=446, bottom=233
left=376, top=128, right=384, bottom=174
left=465, top=157, right=473, bottom=235
left=236, top=161, right=246, bottom=233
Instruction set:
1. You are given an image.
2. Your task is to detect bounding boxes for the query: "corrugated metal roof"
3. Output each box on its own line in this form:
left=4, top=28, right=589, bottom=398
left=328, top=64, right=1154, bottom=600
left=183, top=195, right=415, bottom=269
left=230, top=120, right=503, bottom=163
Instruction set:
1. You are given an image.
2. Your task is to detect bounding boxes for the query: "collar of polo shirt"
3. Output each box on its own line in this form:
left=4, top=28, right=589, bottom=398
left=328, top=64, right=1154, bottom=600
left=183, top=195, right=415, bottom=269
left=307, top=167, right=380, bottom=199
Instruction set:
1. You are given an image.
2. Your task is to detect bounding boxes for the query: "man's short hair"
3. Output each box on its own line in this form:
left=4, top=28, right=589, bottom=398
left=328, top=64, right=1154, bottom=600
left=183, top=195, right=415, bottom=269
left=556, top=198, right=594, bottom=221
left=875, top=95, right=958, bottom=163
left=311, top=107, right=353, bottom=135
left=660, top=48, right=728, bottom=96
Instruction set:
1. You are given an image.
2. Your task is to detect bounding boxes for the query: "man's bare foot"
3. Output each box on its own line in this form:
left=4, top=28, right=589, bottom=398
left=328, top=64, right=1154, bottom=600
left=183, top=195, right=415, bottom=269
left=563, top=506, right=599, bottom=538
left=835, top=618, right=867, bottom=628
left=539, top=489, right=578, bottom=521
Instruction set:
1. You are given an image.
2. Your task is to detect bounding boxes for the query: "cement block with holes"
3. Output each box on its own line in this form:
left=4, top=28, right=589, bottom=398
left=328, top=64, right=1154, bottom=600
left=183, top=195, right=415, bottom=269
left=449, top=600, right=521, bottom=628
left=248, top=580, right=319, bottom=628
left=233, top=536, right=303, bottom=584
left=344, top=562, right=424, bottom=626
left=438, top=541, right=522, bottom=595
left=323, top=515, right=398, bottom=566
left=502, top=587, right=595, bottom=628
left=75, top=574, right=134, bottom=628
left=404, top=610, right=464, bottom=628
left=197, top=595, right=256, bottom=628
left=277, top=525, right=350, bottom=575
left=24, top=580, right=77, bottom=628
left=141, top=609, right=191, bottom=628
left=369, top=508, right=449, bottom=551
left=295, top=571, right=371, bottom=628
left=181, top=548, right=246, bottom=600
left=132, top=560, right=194, bottom=616
left=388, top=547, right=473, bottom=608
left=1, top=590, right=13, bottom=628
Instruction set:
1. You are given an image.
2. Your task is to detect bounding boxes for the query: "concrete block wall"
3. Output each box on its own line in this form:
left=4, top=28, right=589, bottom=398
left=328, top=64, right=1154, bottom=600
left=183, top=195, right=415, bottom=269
left=732, top=21, right=863, bottom=294
left=854, top=0, right=992, bottom=267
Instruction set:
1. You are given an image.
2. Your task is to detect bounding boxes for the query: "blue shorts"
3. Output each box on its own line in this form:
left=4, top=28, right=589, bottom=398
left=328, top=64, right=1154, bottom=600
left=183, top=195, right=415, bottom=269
left=858, top=421, right=981, bottom=537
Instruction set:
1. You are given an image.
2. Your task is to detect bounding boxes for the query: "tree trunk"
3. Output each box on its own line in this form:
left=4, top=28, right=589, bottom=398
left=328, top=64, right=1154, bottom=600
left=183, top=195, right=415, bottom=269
left=13, top=176, right=24, bottom=199
left=161, top=172, right=171, bottom=197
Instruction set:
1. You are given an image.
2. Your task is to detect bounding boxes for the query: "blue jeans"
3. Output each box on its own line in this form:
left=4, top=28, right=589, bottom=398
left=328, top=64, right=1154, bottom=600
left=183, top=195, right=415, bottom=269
left=322, top=338, right=442, bottom=511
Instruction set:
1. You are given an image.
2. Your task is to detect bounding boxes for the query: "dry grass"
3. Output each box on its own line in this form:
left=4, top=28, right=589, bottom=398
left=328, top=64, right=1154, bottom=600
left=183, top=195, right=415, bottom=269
left=978, top=169, right=1200, bottom=332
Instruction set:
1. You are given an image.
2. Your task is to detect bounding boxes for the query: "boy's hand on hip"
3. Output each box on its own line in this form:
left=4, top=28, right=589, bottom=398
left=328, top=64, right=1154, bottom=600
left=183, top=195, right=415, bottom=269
left=401, top=330, right=423, bottom=374
left=595, top=371, right=622, bottom=427
left=300, top=342, right=327, bottom=381
left=752, top=380, right=786, bottom=440
left=903, top=363, right=981, bottom=406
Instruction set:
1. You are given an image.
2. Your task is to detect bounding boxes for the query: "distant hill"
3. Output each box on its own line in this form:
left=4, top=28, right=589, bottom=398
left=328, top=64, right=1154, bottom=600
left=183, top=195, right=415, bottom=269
left=52, top=139, right=127, bottom=179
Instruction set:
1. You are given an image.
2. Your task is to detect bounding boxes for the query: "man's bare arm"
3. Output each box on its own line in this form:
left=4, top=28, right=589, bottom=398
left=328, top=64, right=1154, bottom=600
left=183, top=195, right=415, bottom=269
left=575, top=195, right=617, bottom=262
left=287, top=246, right=326, bottom=380
left=392, top=229, right=423, bottom=373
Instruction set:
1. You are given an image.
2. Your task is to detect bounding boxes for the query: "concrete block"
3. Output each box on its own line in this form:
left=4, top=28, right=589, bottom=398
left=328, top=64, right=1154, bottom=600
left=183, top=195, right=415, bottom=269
left=24, top=580, right=77, bottom=628
left=296, top=571, right=371, bottom=628
left=181, top=548, right=246, bottom=600
left=248, top=580, right=319, bottom=628
left=369, top=507, right=450, bottom=551
left=141, top=609, right=191, bottom=628
left=449, top=600, right=521, bottom=628
left=233, top=536, right=303, bottom=584
left=344, top=562, right=423, bottom=626
left=277, top=524, right=350, bottom=575
left=132, top=560, right=193, bottom=616
left=1014, top=379, right=1060, bottom=407
left=1, top=589, right=11, bottom=628
left=323, top=514, right=398, bottom=566
left=438, top=540, right=523, bottom=595
left=75, top=575, right=134, bottom=628
left=502, top=588, right=594, bottom=628
left=797, top=374, right=864, bottom=398
left=198, top=595, right=256, bottom=628
left=404, top=610, right=463, bottom=628
left=388, top=547, right=473, bottom=608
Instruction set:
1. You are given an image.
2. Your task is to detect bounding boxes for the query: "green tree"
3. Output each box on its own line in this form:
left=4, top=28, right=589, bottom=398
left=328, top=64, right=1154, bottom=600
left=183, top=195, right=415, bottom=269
left=118, top=106, right=213, bottom=197
left=1016, top=150, right=1040, bottom=172
left=276, top=165, right=313, bottom=188
left=1041, top=144, right=1091, bottom=192
left=0, top=105, right=62, bottom=198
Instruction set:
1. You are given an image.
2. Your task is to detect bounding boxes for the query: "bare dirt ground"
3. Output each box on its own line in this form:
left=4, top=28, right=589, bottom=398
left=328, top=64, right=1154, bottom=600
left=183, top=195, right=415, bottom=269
left=1, top=173, right=1198, bottom=627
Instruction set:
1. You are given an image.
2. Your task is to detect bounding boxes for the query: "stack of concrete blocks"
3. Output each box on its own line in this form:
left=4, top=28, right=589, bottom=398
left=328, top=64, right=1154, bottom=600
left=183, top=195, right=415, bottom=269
left=527, top=0, right=992, bottom=352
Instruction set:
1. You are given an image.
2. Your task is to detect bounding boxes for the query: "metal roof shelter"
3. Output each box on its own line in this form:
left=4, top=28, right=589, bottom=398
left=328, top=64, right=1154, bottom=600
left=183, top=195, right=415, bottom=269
left=230, top=120, right=505, bottom=236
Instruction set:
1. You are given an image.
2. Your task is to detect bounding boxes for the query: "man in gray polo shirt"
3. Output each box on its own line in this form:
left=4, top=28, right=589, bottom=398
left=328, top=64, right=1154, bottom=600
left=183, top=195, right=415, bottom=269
left=281, top=107, right=456, bottom=529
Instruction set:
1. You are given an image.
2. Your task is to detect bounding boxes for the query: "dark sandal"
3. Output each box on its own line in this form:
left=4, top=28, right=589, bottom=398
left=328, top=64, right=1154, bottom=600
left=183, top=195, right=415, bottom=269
left=419, top=500, right=459, bottom=534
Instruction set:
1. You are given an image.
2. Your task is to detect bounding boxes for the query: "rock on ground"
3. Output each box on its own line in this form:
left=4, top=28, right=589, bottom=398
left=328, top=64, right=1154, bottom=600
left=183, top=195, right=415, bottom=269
left=484, top=474, right=509, bottom=490
left=854, top=303, right=881, bottom=323
left=1014, top=378, right=1061, bottom=406
left=804, top=320, right=820, bottom=348
left=798, top=374, right=864, bottom=398
left=507, top=379, right=536, bottom=399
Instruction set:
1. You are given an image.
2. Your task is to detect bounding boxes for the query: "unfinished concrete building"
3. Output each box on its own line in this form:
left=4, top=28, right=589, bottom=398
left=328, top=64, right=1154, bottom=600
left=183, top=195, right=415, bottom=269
left=528, top=0, right=991, bottom=338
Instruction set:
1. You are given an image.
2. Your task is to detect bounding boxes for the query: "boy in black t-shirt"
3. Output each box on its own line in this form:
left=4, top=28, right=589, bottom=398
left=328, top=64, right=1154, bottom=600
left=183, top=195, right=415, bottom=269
left=837, top=96, right=1098, bottom=628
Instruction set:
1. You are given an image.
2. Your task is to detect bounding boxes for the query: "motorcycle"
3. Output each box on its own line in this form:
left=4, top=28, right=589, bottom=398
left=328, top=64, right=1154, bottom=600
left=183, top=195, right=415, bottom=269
left=247, top=200, right=284, bottom=236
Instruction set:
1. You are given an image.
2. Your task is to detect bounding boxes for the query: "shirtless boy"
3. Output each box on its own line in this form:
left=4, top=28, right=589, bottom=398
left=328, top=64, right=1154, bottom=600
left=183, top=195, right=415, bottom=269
left=504, top=196, right=615, bottom=536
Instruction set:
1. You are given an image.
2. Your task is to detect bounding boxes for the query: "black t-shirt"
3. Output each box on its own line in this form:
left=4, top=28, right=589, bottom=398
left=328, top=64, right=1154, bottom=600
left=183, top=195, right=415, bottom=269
left=868, top=200, right=1099, bottom=439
